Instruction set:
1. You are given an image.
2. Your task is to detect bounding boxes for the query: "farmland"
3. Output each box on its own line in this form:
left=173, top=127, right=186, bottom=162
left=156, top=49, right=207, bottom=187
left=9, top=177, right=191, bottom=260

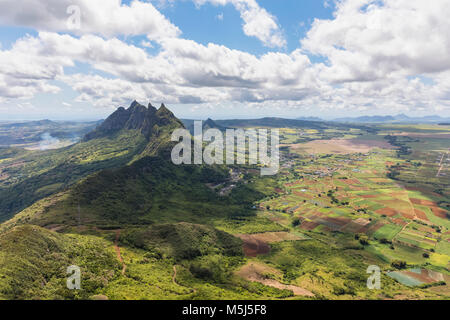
left=0, top=115, right=449, bottom=300
left=244, top=124, right=450, bottom=297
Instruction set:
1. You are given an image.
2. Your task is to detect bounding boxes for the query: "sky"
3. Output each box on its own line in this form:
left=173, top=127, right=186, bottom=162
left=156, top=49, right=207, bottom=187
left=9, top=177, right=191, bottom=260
left=0, top=0, right=450, bottom=120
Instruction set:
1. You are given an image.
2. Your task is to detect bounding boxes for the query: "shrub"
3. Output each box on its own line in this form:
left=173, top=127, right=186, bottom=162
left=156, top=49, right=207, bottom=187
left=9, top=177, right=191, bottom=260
left=292, top=218, right=301, bottom=227
left=359, top=236, right=369, bottom=246
left=391, top=260, right=407, bottom=269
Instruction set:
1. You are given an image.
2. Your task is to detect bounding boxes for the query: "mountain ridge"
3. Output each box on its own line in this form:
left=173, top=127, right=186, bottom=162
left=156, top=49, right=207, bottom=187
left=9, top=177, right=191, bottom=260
left=0, top=101, right=185, bottom=222
left=331, top=114, right=450, bottom=123
left=84, top=101, right=183, bottom=141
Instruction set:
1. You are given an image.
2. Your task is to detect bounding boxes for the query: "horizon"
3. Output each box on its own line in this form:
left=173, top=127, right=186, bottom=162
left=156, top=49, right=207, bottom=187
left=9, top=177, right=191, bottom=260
left=1, top=103, right=449, bottom=123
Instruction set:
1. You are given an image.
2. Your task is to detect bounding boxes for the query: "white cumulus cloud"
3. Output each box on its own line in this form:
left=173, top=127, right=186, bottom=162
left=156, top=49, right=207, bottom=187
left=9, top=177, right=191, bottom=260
left=0, top=0, right=181, bottom=40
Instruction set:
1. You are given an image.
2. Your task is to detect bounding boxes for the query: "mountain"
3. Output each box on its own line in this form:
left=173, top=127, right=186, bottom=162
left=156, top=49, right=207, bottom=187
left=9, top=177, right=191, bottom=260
left=332, top=114, right=450, bottom=123
left=0, top=101, right=277, bottom=300
left=0, top=120, right=99, bottom=147
left=0, top=101, right=184, bottom=222
left=84, top=101, right=183, bottom=141
left=296, top=116, right=323, bottom=122
left=203, top=118, right=226, bottom=131
left=333, top=115, right=396, bottom=123
left=215, top=117, right=330, bottom=129
left=0, top=119, right=57, bottom=128
left=182, top=118, right=227, bottom=134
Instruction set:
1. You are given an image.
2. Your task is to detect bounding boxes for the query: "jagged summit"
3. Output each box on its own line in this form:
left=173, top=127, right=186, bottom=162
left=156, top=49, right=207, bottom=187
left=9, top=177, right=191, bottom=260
left=83, top=101, right=183, bottom=141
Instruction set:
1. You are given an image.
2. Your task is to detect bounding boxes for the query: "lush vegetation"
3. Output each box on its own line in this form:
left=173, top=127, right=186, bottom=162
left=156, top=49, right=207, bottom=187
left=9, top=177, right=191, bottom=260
left=0, top=107, right=448, bottom=300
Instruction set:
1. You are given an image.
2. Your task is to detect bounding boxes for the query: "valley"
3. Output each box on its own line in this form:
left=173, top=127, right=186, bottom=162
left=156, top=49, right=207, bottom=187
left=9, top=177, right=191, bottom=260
left=0, top=102, right=449, bottom=300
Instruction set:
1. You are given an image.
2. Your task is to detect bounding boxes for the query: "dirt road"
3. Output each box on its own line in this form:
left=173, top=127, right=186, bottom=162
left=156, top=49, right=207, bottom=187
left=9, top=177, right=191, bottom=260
left=114, top=230, right=127, bottom=275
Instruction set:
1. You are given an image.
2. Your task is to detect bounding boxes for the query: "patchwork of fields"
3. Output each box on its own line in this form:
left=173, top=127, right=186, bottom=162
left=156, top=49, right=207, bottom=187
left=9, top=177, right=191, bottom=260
left=243, top=125, right=450, bottom=297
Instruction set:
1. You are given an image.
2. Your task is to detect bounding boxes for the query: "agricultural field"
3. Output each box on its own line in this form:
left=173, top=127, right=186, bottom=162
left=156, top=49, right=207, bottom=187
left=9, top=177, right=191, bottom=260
left=247, top=123, right=450, bottom=298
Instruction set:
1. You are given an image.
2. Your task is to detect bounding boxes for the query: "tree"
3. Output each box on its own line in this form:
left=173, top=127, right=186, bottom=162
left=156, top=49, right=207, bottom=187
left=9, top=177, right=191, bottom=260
left=391, top=260, right=407, bottom=269
left=359, top=235, right=369, bottom=246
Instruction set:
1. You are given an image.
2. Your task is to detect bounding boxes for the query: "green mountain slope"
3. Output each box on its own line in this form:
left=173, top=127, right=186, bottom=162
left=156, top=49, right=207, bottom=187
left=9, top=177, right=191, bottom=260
left=0, top=224, right=121, bottom=300
left=3, top=156, right=267, bottom=231
left=0, top=101, right=183, bottom=222
left=119, top=222, right=243, bottom=261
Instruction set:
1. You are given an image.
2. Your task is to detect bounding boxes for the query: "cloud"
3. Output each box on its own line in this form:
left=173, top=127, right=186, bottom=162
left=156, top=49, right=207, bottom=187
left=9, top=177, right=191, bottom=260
left=193, top=0, right=286, bottom=47
left=15, top=32, right=313, bottom=103
left=0, top=0, right=450, bottom=115
left=0, top=35, right=65, bottom=101
left=302, top=0, right=450, bottom=82
left=0, top=0, right=181, bottom=40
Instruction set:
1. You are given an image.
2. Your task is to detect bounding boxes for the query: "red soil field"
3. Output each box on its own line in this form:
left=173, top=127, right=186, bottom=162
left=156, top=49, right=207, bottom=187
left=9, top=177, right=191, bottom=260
left=431, top=207, right=448, bottom=219
left=390, top=192, right=407, bottom=197
left=410, top=198, right=438, bottom=206
left=403, top=269, right=443, bottom=284
left=309, top=211, right=324, bottom=218
left=237, top=232, right=305, bottom=257
left=376, top=207, right=398, bottom=217
left=348, top=185, right=366, bottom=191
left=293, top=191, right=313, bottom=199
left=301, top=221, right=319, bottom=231
left=285, top=181, right=302, bottom=187
left=238, top=235, right=271, bottom=257
left=341, top=178, right=361, bottom=185
left=414, top=209, right=429, bottom=221
left=341, top=222, right=368, bottom=234
left=324, top=216, right=351, bottom=226
left=391, top=218, right=408, bottom=227
left=399, top=211, right=415, bottom=220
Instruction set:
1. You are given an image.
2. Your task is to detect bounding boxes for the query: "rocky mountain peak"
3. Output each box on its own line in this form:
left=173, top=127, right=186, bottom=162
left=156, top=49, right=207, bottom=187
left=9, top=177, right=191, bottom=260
left=83, top=100, right=182, bottom=141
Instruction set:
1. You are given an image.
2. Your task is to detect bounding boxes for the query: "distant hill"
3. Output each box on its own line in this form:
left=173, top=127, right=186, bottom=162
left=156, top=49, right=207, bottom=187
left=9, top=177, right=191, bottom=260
left=333, top=115, right=395, bottom=123
left=182, top=118, right=227, bottom=134
left=332, top=114, right=450, bottom=123
left=296, top=116, right=323, bottom=122
left=0, top=120, right=99, bottom=147
left=215, top=117, right=330, bottom=129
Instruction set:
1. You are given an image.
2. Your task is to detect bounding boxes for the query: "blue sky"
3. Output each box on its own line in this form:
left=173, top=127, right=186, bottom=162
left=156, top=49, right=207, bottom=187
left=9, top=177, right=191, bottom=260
left=155, top=0, right=334, bottom=55
left=0, top=0, right=449, bottom=120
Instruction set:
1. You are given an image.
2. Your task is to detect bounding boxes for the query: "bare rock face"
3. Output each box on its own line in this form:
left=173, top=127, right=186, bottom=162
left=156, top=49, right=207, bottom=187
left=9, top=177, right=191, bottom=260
left=83, top=101, right=181, bottom=141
